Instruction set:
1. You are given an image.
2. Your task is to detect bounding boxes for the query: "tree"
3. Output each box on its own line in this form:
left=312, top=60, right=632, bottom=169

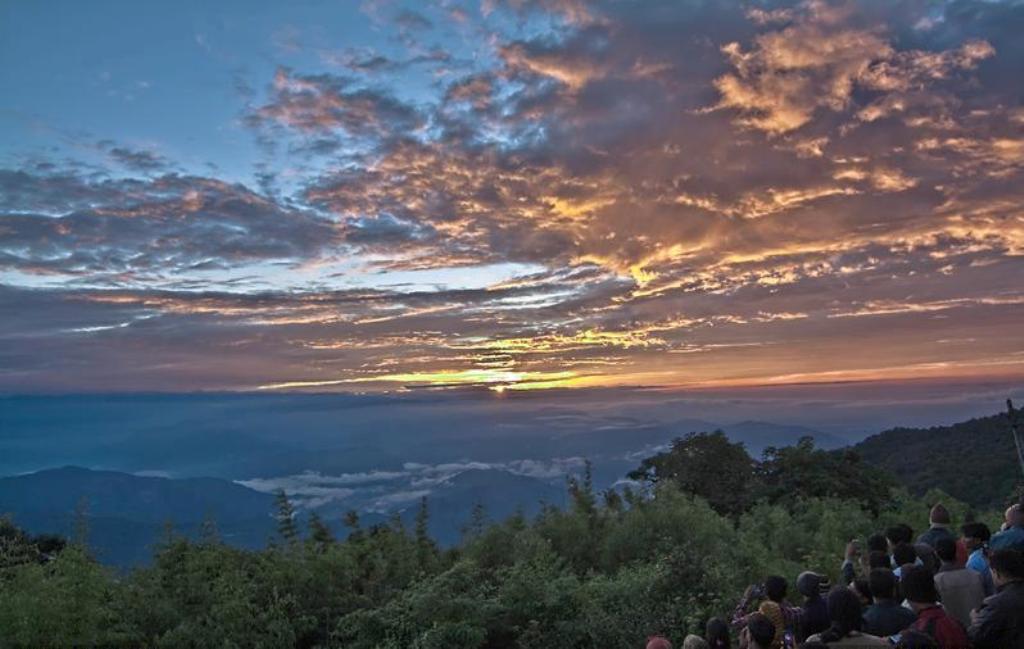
left=759, top=437, right=895, bottom=514
left=274, top=490, right=299, bottom=546
left=629, top=431, right=756, bottom=516
left=414, top=497, right=438, bottom=571
left=308, top=512, right=334, bottom=552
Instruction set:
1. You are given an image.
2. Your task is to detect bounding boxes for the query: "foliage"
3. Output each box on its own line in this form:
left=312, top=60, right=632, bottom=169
left=854, top=413, right=1023, bottom=510
left=630, top=432, right=895, bottom=516
left=0, top=438, right=1007, bottom=649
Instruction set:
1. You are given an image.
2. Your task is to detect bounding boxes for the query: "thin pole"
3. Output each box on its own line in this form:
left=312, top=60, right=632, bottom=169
left=1009, top=399, right=1024, bottom=483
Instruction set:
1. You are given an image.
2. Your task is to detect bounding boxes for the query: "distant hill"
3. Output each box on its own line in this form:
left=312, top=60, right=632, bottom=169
left=853, top=413, right=1022, bottom=510
left=0, top=467, right=277, bottom=566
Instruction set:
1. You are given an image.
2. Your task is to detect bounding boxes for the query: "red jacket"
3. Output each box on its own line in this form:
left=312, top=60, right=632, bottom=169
left=911, top=606, right=969, bottom=649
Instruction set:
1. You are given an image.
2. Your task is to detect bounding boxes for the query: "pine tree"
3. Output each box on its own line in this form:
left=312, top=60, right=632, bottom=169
left=274, top=489, right=299, bottom=546
left=199, top=511, right=220, bottom=545
left=414, top=496, right=436, bottom=570
left=308, top=512, right=333, bottom=552
left=463, top=501, right=487, bottom=540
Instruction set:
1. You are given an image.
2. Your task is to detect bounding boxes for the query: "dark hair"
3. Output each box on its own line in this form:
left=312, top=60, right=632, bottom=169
left=819, top=586, right=864, bottom=642
left=989, top=548, right=1024, bottom=580
left=895, top=629, right=940, bottom=649
left=867, top=532, right=888, bottom=554
left=886, top=524, right=913, bottom=546
left=868, top=550, right=891, bottom=570
left=901, top=564, right=938, bottom=603
left=764, top=575, right=788, bottom=602
left=934, top=537, right=957, bottom=562
left=868, top=568, right=897, bottom=600
left=747, top=613, right=776, bottom=648
left=893, top=542, right=917, bottom=566
left=852, top=577, right=872, bottom=603
left=961, top=522, right=991, bottom=543
left=705, top=617, right=730, bottom=649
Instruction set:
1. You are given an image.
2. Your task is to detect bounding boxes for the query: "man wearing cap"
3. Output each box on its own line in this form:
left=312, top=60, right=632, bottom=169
left=917, top=504, right=956, bottom=553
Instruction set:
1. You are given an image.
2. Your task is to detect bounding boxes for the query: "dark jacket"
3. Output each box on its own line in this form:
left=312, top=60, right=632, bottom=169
left=800, top=596, right=830, bottom=640
left=969, top=580, right=1024, bottom=649
left=918, top=525, right=956, bottom=552
left=863, top=599, right=916, bottom=637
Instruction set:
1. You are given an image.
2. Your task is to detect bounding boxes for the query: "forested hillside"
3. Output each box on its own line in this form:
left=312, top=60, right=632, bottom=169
left=854, top=412, right=1021, bottom=510
left=0, top=435, right=1005, bottom=648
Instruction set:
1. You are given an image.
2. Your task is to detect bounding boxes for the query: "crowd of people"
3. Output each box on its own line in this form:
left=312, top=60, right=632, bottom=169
left=646, top=502, right=1024, bottom=649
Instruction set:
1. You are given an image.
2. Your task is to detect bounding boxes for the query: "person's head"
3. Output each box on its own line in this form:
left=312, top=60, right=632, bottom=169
left=961, top=522, right=991, bottom=552
left=762, top=575, right=787, bottom=602
left=867, top=532, right=888, bottom=554
left=893, top=542, right=917, bottom=567
left=796, top=571, right=827, bottom=600
left=683, top=635, right=708, bottom=649
left=705, top=617, right=730, bottom=649
left=895, top=630, right=940, bottom=649
left=1008, top=504, right=1024, bottom=528
left=934, top=536, right=957, bottom=563
left=929, top=503, right=951, bottom=526
left=851, top=577, right=872, bottom=606
left=818, top=586, right=864, bottom=642
left=868, top=567, right=897, bottom=601
left=646, top=636, right=673, bottom=649
left=868, top=550, right=891, bottom=570
left=886, top=524, right=913, bottom=550
left=745, top=613, right=775, bottom=649
left=989, top=548, right=1024, bottom=588
left=900, top=564, right=939, bottom=607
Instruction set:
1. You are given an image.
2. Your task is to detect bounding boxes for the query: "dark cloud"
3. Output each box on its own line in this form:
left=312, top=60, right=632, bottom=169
left=0, top=170, right=339, bottom=284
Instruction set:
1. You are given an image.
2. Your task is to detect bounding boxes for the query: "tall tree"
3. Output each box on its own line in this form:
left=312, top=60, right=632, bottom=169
left=274, top=489, right=299, bottom=546
left=628, top=431, right=755, bottom=516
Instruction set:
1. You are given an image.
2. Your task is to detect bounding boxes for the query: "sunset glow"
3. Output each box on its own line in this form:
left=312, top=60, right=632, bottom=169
left=2, top=0, right=1023, bottom=393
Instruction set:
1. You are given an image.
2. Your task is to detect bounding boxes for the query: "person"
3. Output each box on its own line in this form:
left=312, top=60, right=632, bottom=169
left=647, top=636, right=673, bottom=649
left=918, top=505, right=957, bottom=552
left=900, top=564, right=969, bottom=649
left=683, top=635, right=709, bottom=649
left=968, top=548, right=1024, bottom=649
left=961, top=521, right=995, bottom=596
left=867, top=533, right=889, bottom=556
left=862, top=568, right=916, bottom=637
left=989, top=504, right=1024, bottom=552
left=868, top=551, right=890, bottom=571
left=851, top=578, right=873, bottom=609
left=733, top=576, right=803, bottom=648
left=892, top=543, right=919, bottom=579
left=705, top=617, right=730, bottom=649
left=931, top=536, right=984, bottom=628
left=740, top=613, right=777, bottom=649
left=893, top=630, right=939, bottom=648
left=887, top=525, right=914, bottom=551
left=804, top=586, right=888, bottom=647
left=797, top=571, right=831, bottom=640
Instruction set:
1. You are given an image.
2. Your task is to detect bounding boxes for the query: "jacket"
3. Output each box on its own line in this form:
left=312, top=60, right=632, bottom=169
left=934, top=565, right=985, bottom=628
left=968, top=580, right=1024, bottom=649
left=863, top=599, right=916, bottom=637
left=910, top=605, right=969, bottom=649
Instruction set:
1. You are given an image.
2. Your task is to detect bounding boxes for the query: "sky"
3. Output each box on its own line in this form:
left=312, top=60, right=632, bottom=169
left=1, top=0, right=1023, bottom=394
